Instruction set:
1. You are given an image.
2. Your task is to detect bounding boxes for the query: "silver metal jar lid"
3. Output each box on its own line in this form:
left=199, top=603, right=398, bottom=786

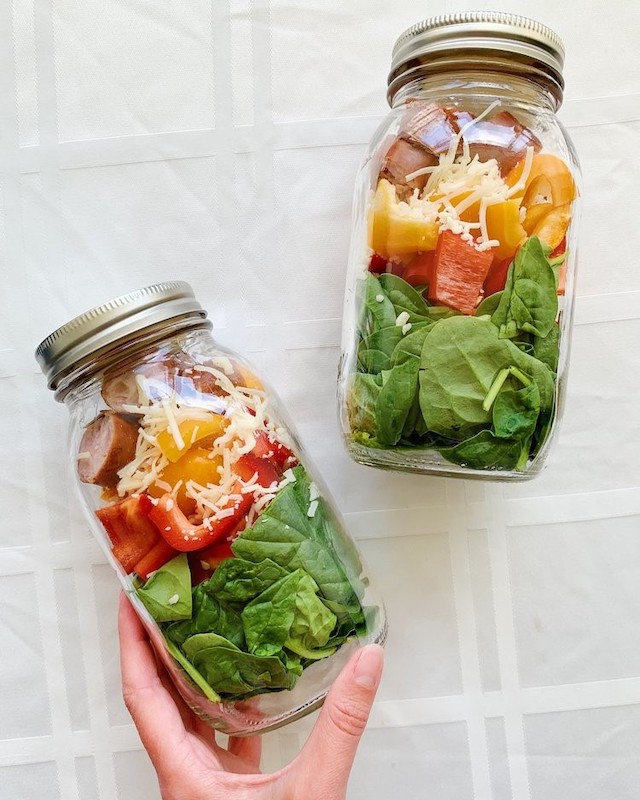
left=387, top=12, right=565, bottom=106
left=35, top=281, right=207, bottom=392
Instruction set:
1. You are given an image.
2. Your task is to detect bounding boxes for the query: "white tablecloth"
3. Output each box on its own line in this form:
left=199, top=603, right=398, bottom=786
left=1, top=1, right=640, bottom=798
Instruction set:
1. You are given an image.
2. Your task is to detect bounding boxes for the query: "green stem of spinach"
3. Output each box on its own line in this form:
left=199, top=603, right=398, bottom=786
left=482, top=366, right=532, bottom=412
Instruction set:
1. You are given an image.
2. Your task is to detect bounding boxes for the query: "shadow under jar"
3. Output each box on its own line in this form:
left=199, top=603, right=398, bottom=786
left=36, top=282, right=386, bottom=735
left=338, top=12, right=581, bottom=480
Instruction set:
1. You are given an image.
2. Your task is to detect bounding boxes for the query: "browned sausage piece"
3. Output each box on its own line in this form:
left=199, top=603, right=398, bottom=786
left=77, top=412, right=139, bottom=487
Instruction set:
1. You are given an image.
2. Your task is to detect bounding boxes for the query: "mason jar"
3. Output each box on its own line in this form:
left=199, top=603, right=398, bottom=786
left=35, top=282, right=386, bottom=735
left=338, top=12, right=581, bottom=480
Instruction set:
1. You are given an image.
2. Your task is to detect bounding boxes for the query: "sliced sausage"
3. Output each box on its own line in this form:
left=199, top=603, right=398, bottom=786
left=77, top=411, right=139, bottom=487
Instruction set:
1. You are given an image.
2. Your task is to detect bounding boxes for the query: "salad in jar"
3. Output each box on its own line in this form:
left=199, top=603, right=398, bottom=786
left=341, top=99, right=578, bottom=477
left=79, top=349, right=372, bottom=704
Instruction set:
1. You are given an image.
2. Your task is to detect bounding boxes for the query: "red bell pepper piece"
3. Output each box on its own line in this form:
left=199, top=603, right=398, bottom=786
left=429, top=231, right=494, bottom=315
left=402, top=251, right=435, bottom=287
left=368, top=253, right=389, bottom=274
left=148, top=484, right=253, bottom=552
left=234, top=452, right=282, bottom=488
left=252, top=431, right=297, bottom=471
left=133, top=538, right=177, bottom=580
left=483, top=255, right=513, bottom=297
left=96, top=494, right=159, bottom=574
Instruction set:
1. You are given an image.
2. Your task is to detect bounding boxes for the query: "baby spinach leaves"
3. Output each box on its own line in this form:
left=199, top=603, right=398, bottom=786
left=349, top=237, right=562, bottom=472
left=159, top=467, right=370, bottom=701
left=491, top=236, right=558, bottom=339
left=135, top=554, right=192, bottom=622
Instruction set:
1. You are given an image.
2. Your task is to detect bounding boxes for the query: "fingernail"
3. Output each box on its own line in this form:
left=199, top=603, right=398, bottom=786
left=353, top=644, right=384, bottom=689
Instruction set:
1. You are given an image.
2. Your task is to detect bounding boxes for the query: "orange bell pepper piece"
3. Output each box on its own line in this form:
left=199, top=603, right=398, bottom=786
left=531, top=203, right=572, bottom=252
left=506, top=153, right=576, bottom=207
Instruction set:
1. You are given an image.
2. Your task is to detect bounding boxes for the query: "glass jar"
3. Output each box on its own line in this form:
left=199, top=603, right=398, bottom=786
left=35, top=282, right=386, bottom=735
left=338, top=12, right=581, bottom=480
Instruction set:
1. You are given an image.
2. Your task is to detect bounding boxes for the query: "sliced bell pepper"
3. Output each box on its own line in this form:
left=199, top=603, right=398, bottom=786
left=234, top=452, right=282, bottom=488
left=506, top=153, right=576, bottom=207
left=523, top=201, right=553, bottom=235
left=156, top=414, right=229, bottom=463
left=235, top=364, right=265, bottom=392
left=369, top=179, right=439, bottom=259
left=134, top=538, right=177, bottom=581
left=149, top=485, right=253, bottom=552
left=530, top=203, right=572, bottom=252
left=196, top=539, right=235, bottom=572
left=96, top=494, right=159, bottom=574
left=368, top=253, right=389, bottom=273
left=148, top=447, right=224, bottom=515
left=485, top=199, right=527, bottom=260
left=428, top=231, right=494, bottom=315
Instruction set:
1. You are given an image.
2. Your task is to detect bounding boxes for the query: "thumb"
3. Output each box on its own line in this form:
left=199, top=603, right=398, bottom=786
left=295, top=644, right=384, bottom=795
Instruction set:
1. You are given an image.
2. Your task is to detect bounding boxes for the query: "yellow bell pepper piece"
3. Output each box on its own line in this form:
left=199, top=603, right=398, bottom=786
left=369, top=179, right=439, bottom=258
left=149, top=448, right=224, bottom=514
left=157, top=414, right=229, bottom=462
left=485, top=199, right=527, bottom=260
left=236, top=365, right=264, bottom=392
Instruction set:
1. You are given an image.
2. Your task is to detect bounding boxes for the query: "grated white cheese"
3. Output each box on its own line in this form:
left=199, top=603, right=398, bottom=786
left=167, top=594, right=179, bottom=605
left=309, top=482, right=320, bottom=501
left=395, top=311, right=410, bottom=327
left=307, top=500, right=319, bottom=518
left=77, top=451, right=91, bottom=460
left=375, top=294, right=384, bottom=303
left=402, top=322, right=412, bottom=335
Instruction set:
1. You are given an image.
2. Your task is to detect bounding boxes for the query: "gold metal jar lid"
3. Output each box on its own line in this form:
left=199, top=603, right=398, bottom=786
left=35, top=281, right=207, bottom=393
left=387, top=11, right=565, bottom=106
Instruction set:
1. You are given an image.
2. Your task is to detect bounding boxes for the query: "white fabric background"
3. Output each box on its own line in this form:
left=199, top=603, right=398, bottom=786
left=1, top=1, right=639, bottom=798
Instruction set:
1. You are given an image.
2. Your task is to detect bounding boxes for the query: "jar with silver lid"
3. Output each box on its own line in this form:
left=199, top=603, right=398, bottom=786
left=338, top=12, right=581, bottom=480
left=36, top=282, right=386, bottom=735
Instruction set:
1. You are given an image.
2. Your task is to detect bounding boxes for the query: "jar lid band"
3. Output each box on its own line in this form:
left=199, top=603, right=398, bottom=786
left=35, top=281, right=207, bottom=392
left=387, top=12, right=565, bottom=106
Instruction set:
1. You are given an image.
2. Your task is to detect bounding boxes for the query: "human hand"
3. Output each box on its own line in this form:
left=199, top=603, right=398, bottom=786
left=118, top=593, right=384, bottom=800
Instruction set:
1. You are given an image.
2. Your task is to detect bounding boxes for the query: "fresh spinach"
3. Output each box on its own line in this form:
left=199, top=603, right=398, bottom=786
left=361, top=274, right=396, bottom=333
left=232, top=467, right=365, bottom=624
left=492, top=383, right=541, bottom=441
left=182, top=633, right=299, bottom=697
left=135, top=554, right=192, bottom=622
left=532, top=322, right=560, bottom=372
left=346, top=372, right=382, bottom=436
left=419, top=316, right=554, bottom=443
left=476, top=290, right=504, bottom=318
left=375, top=357, right=421, bottom=446
left=205, top=557, right=288, bottom=605
left=491, top=236, right=558, bottom=339
left=165, top=582, right=245, bottom=649
left=241, top=569, right=337, bottom=659
left=439, top=430, right=524, bottom=471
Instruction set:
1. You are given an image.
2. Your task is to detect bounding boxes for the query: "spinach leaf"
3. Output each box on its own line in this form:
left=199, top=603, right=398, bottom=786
left=357, top=327, right=404, bottom=371
left=358, top=347, right=393, bottom=375
left=346, top=372, right=382, bottom=436
left=391, top=325, right=432, bottom=366
left=375, top=357, right=420, bottom=446
left=164, top=638, right=221, bottom=702
left=241, top=569, right=337, bottom=659
left=492, top=383, right=541, bottom=441
left=491, top=236, right=558, bottom=339
left=361, top=274, right=396, bottom=333
left=377, top=273, right=433, bottom=321
left=182, top=633, right=298, bottom=697
left=135, top=554, right=192, bottom=622
left=439, top=430, right=523, bottom=471
left=532, top=322, right=560, bottom=372
left=165, top=583, right=245, bottom=649
left=232, top=467, right=365, bottom=624
left=419, top=316, right=555, bottom=442
left=205, top=558, right=288, bottom=605
left=476, top=291, right=504, bottom=318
